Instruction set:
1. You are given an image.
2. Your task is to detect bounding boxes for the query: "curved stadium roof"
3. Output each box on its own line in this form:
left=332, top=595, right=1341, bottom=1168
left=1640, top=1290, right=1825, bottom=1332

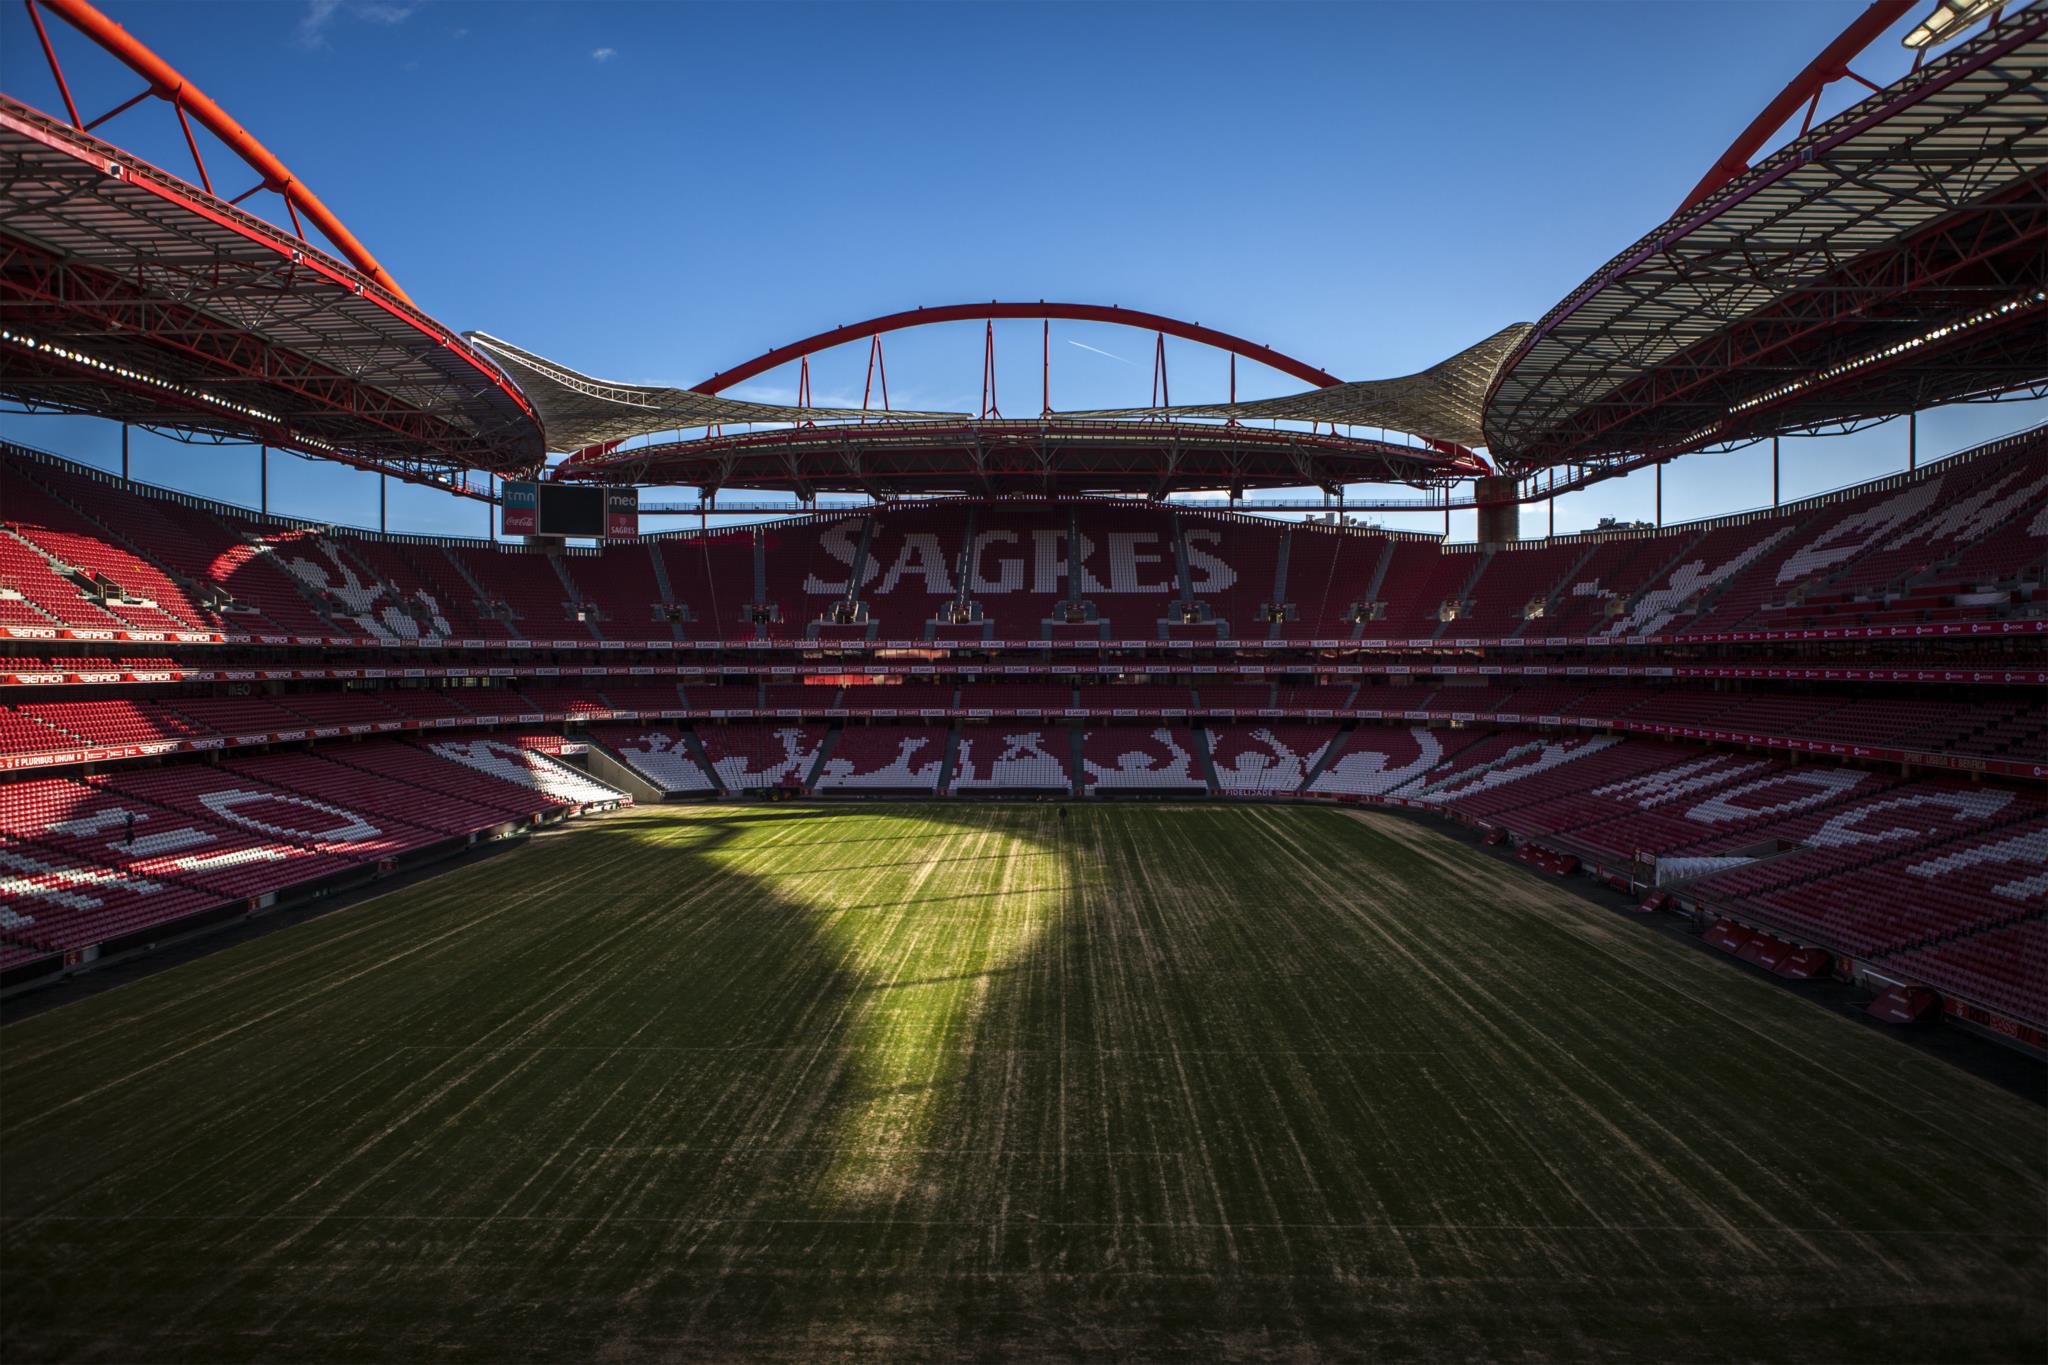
left=1480, top=5, right=2048, bottom=472
left=0, top=97, right=544, bottom=480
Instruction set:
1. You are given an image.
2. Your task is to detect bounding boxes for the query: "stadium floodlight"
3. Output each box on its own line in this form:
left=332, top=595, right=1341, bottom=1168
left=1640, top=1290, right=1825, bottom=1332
left=1902, top=0, right=2003, bottom=49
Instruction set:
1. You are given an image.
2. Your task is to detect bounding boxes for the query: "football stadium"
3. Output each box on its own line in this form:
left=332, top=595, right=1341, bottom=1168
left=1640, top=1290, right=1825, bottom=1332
left=2, top=0, right=2045, bottom=1359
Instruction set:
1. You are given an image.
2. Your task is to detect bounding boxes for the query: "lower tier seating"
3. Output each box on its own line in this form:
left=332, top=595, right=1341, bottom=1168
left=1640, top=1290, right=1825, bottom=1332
left=814, top=726, right=948, bottom=792
left=0, top=737, right=625, bottom=957
left=951, top=727, right=1070, bottom=790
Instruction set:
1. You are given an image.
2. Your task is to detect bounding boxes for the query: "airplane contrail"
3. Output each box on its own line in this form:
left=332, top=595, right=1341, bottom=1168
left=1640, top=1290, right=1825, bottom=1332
left=1066, top=339, right=1133, bottom=365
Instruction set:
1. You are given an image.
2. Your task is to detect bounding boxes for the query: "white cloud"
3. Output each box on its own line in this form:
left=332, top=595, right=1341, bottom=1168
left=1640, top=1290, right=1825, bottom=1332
left=592, top=47, right=618, bottom=61
left=297, top=0, right=416, bottom=49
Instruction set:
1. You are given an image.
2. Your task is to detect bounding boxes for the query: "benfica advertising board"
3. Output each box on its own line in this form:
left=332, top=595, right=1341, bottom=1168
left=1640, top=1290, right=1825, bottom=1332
left=501, top=480, right=539, bottom=535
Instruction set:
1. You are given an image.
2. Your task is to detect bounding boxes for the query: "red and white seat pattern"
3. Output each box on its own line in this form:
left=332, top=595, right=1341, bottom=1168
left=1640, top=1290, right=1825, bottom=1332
left=951, top=728, right=1070, bottom=790
left=1309, top=726, right=1466, bottom=797
left=422, top=738, right=627, bottom=806
left=1208, top=725, right=1336, bottom=793
left=698, top=725, right=825, bottom=790
left=592, top=727, right=715, bottom=793
left=815, top=726, right=947, bottom=791
left=1081, top=726, right=1206, bottom=791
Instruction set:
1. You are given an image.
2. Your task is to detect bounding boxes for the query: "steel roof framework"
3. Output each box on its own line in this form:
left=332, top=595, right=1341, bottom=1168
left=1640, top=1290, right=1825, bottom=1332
left=0, top=97, right=545, bottom=480
left=556, top=418, right=1482, bottom=500
left=1483, top=6, right=2048, bottom=471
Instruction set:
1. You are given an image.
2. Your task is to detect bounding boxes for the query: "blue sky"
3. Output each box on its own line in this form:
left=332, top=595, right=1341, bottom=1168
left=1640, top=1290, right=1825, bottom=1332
left=3, top=0, right=2039, bottom=540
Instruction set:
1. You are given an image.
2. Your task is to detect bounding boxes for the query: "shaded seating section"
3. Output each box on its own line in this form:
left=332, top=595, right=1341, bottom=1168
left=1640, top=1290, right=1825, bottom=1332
left=279, top=691, right=407, bottom=728
left=1273, top=527, right=1387, bottom=638
left=1600, top=521, right=1801, bottom=638
left=1377, top=544, right=1478, bottom=637
left=1181, top=514, right=1282, bottom=634
left=561, top=545, right=669, bottom=635
left=1080, top=726, right=1206, bottom=792
left=697, top=725, right=825, bottom=790
left=588, top=726, right=715, bottom=793
left=1881, top=919, right=2047, bottom=1030
left=441, top=544, right=594, bottom=638
left=1681, top=785, right=2032, bottom=947
left=267, top=531, right=461, bottom=642
left=1308, top=726, right=1478, bottom=797
left=220, top=751, right=520, bottom=837
left=652, top=534, right=758, bottom=638
left=0, top=737, right=626, bottom=958
left=1208, top=724, right=1338, bottom=793
left=843, top=682, right=955, bottom=713
left=1456, top=542, right=1586, bottom=636
left=955, top=681, right=1070, bottom=713
left=168, top=696, right=313, bottom=738
left=322, top=741, right=561, bottom=818
left=596, top=685, right=688, bottom=715
left=1542, top=535, right=1680, bottom=635
left=815, top=726, right=948, bottom=791
left=1195, top=683, right=1274, bottom=711
left=951, top=727, right=1071, bottom=790
left=1073, top=684, right=1196, bottom=711
left=1404, top=734, right=1623, bottom=807
left=22, top=698, right=211, bottom=748
left=679, top=683, right=759, bottom=712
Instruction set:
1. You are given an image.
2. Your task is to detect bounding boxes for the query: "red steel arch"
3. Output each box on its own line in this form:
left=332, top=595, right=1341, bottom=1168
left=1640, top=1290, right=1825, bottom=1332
left=1677, top=0, right=1914, bottom=212
left=22, top=0, right=414, bottom=305
left=693, top=302, right=1344, bottom=395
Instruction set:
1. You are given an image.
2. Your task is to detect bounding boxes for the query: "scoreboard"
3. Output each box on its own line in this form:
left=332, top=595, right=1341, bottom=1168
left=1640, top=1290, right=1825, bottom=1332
left=501, top=483, right=637, bottom=539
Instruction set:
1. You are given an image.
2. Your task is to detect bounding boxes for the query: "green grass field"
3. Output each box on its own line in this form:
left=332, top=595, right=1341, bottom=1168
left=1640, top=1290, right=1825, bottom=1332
left=3, top=802, right=2043, bottom=1362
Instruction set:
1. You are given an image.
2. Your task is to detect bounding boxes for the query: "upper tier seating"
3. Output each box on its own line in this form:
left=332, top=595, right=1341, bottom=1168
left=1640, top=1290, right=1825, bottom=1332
left=268, top=532, right=462, bottom=642
left=1274, top=528, right=1389, bottom=637
left=650, top=533, right=757, bottom=638
left=5, top=426, right=2041, bottom=646
left=441, top=545, right=596, bottom=639
left=560, top=545, right=669, bottom=636
left=21, top=461, right=331, bottom=634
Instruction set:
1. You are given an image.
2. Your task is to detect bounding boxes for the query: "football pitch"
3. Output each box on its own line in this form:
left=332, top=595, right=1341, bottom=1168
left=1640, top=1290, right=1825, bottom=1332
left=3, top=802, right=2042, bottom=1362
